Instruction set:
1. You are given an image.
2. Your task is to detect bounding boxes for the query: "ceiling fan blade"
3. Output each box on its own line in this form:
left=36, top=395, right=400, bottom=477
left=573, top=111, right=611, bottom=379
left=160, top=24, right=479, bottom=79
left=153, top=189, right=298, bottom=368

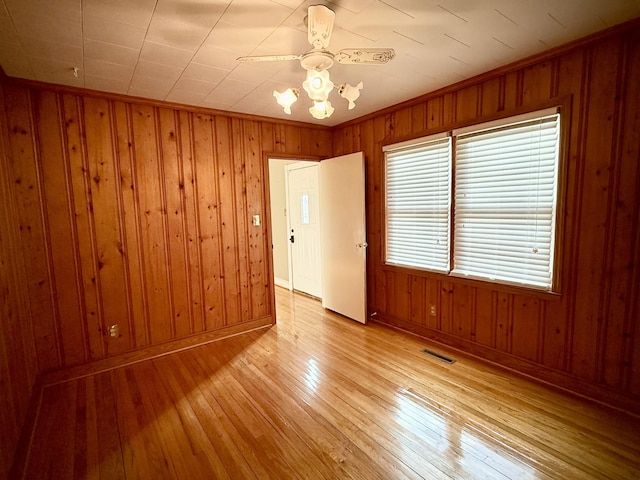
left=307, top=5, right=335, bottom=49
left=335, top=48, right=396, bottom=65
left=237, top=54, right=300, bottom=63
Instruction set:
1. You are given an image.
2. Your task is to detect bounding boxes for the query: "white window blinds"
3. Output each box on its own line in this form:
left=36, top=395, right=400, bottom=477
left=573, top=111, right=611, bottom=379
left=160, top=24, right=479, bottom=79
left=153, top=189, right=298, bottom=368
left=384, top=135, right=451, bottom=272
left=452, top=113, right=560, bottom=289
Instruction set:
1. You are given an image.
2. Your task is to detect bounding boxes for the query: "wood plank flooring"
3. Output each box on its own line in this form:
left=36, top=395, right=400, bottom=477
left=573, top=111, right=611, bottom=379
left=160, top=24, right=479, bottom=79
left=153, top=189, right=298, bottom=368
left=17, top=288, right=640, bottom=479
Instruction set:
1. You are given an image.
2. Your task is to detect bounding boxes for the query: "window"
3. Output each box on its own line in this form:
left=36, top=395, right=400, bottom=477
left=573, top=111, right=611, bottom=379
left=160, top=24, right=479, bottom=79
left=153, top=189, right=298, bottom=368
left=385, top=134, right=451, bottom=272
left=383, top=108, right=561, bottom=291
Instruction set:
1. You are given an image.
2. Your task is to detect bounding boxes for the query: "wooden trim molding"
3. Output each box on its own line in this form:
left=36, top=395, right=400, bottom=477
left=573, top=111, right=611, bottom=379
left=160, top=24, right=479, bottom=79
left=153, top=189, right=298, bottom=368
left=335, top=16, right=640, bottom=129
left=38, top=316, right=274, bottom=387
left=0, top=74, right=332, bottom=131
left=372, top=312, right=640, bottom=416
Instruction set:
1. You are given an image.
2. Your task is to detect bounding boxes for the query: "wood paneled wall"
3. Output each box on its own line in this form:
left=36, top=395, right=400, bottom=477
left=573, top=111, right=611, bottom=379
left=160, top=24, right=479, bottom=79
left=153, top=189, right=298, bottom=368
left=1, top=26, right=639, bottom=476
left=0, top=83, right=38, bottom=479
left=0, top=81, right=332, bottom=376
left=333, top=23, right=640, bottom=409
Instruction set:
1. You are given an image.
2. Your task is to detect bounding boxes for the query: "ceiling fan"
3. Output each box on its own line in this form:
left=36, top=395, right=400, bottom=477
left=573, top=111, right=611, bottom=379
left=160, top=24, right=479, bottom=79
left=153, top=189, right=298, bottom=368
left=236, top=4, right=396, bottom=119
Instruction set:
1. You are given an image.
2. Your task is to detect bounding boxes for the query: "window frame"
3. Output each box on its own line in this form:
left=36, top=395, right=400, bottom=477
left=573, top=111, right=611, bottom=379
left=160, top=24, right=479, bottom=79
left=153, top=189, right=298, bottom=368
left=380, top=99, right=570, bottom=297
left=383, top=132, right=452, bottom=273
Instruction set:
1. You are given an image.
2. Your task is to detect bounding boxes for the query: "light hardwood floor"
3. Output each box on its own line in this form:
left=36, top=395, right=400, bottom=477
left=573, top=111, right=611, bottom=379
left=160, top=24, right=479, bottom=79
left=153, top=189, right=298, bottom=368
left=17, top=288, right=640, bottom=479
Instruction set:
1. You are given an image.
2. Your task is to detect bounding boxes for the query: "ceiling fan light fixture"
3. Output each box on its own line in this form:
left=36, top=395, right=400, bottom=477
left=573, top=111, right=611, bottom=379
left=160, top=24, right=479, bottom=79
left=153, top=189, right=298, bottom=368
left=238, top=5, right=394, bottom=121
left=309, top=99, right=334, bottom=119
left=338, top=81, right=363, bottom=110
left=273, top=87, right=299, bottom=114
left=307, top=5, right=336, bottom=49
left=302, top=69, right=334, bottom=102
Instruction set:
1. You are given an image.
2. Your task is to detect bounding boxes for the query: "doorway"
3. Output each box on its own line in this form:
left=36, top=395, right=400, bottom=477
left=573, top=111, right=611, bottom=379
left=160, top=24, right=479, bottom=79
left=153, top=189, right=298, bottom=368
left=267, top=158, right=319, bottom=295
left=267, top=153, right=367, bottom=323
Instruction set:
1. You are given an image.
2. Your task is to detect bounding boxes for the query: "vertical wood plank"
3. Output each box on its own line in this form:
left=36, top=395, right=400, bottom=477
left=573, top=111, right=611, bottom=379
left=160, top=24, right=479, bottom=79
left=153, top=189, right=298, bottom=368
left=522, top=61, right=553, bottom=105
left=273, top=123, right=285, bottom=154
left=393, top=108, right=412, bottom=138
left=570, top=39, right=619, bottom=381
left=372, top=115, right=388, bottom=314
left=178, top=110, right=206, bottom=334
left=351, top=123, right=362, bottom=151
left=192, top=113, right=224, bottom=329
left=130, top=104, right=172, bottom=343
left=215, top=115, right=242, bottom=325
left=283, top=125, right=302, bottom=155
left=83, top=97, right=131, bottom=356
left=495, top=293, right=512, bottom=353
left=511, top=295, right=540, bottom=362
left=440, top=281, right=454, bottom=334
left=442, top=93, right=456, bottom=126
left=261, top=121, right=275, bottom=153
left=424, top=278, right=440, bottom=331
left=456, top=85, right=479, bottom=122
left=229, top=117, right=251, bottom=323
left=480, top=77, right=503, bottom=116
left=312, top=127, right=332, bottom=156
left=244, top=120, right=269, bottom=319
left=35, top=91, right=87, bottom=365
left=0, top=83, right=38, bottom=480
left=541, top=301, right=567, bottom=371
left=333, top=125, right=345, bottom=156
left=410, top=275, right=426, bottom=326
left=474, top=289, right=495, bottom=348
left=503, top=71, right=520, bottom=110
left=109, top=101, right=140, bottom=357
left=390, top=272, right=410, bottom=322
left=3, top=85, right=60, bottom=371
left=426, top=97, right=443, bottom=130
left=451, top=283, right=474, bottom=340
left=158, top=108, right=191, bottom=338
left=360, top=118, right=376, bottom=311
left=63, top=94, right=106, bottom=359
left=113, top=101, right=149, bottom=349
left=340, top=125, right=354, bottom=153
left=604, top=31, right=640, bottom=392
left=411, top=103, right=426, bottom=133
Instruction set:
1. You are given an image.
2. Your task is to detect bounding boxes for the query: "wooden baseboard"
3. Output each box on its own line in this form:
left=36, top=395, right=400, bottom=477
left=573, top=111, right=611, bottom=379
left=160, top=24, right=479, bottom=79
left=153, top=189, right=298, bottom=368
left=39, top=316, right=274, bottom=387
left=371, top=312, right=640, bottom=417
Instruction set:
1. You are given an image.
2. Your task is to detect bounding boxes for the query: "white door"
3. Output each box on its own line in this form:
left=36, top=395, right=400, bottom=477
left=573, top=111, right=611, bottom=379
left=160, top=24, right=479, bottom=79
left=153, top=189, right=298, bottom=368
left=319, top=152, right=367, bottom=324
left=286, top=163, right=322, bottom=298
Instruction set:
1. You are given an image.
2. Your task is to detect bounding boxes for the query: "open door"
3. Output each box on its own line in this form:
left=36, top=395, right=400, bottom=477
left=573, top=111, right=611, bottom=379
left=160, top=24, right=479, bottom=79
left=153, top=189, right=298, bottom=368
left=319, top=152, right=367, bottom=324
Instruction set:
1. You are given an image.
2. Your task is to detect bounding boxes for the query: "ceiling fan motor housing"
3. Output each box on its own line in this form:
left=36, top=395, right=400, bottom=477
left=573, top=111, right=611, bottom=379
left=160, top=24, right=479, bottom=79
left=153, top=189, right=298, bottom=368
left=300, top=50, right=335, bottom=71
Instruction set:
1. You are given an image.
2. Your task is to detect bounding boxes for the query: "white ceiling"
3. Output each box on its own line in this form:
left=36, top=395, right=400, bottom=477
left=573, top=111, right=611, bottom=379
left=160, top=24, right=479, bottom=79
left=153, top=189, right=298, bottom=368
left=1, top=0, right=639, bottom=126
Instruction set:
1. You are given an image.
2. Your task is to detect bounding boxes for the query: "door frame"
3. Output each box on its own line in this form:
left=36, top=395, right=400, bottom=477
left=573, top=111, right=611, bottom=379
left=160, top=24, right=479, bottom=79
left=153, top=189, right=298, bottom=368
left=263, top=153, right=322, bottom=321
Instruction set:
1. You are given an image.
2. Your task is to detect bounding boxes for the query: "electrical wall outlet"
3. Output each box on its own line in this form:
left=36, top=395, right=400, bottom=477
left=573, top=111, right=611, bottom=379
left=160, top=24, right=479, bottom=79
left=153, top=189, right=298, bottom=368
left=429, top=304, right=437, bottom=316
left=109, top=324, right=119, bottom=337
